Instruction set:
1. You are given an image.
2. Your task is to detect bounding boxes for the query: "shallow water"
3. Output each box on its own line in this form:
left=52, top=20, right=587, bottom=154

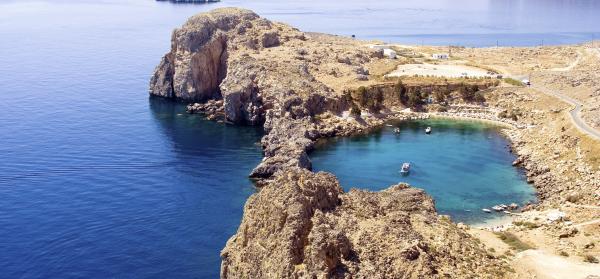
left=0, top=0, right=586, bottom=278
left=310, top=119, right=537, bottom=224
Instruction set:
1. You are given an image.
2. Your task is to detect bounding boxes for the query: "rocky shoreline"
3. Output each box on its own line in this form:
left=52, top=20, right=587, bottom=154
left=149, top=7, right=599, bottom=278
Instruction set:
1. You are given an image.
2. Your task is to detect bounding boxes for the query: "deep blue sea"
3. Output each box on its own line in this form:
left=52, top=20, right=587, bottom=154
left=0, top=0, right=594, bottom=278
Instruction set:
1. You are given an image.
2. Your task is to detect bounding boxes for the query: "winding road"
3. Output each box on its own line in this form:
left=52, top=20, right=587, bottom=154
left=528, top=48, right=600, bottom=141
left=530, top=83, right=600, bottom=141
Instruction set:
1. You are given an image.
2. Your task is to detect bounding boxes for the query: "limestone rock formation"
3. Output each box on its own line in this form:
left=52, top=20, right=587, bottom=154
left=221, top=169, right=507, bottom=278
left=150, top=8, right=373, bottom=175
left=149, top=8, right=258, bottom=101
left=152, top=9, right=511, bottom=278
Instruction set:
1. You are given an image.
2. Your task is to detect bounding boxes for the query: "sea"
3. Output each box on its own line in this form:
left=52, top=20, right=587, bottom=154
left=1, top=0, right=596, bottom=278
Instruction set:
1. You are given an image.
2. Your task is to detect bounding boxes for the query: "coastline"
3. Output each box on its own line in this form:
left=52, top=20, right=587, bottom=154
left=427, top=113, right=517, bottom=129
left=470, top=214, right=516, bottom=230
left=149, top=8, right=600, bottom=277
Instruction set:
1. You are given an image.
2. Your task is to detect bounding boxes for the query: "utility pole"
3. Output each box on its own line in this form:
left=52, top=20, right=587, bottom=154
left=496, top=40, right=499, bottom=48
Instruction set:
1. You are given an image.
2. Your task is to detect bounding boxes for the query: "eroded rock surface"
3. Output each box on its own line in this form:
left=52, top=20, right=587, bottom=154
left=151, top=8, right=512, bottom=278
left=221, top=169, right=507, bottom=278
left=150, top=8, right=383, bottom=176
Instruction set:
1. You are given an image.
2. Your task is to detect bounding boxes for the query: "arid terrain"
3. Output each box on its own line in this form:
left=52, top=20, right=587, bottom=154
left=150, top=8, right=600, bottom=278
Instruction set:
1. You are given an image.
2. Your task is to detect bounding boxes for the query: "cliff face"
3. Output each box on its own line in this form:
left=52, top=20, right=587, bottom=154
left=150, top=8, right=379, bottom=176
left=149, top=8, right=255, bottom=101
left=151, top=9, right=509, bottom=278
left=150, top=8, right=501, bottom=177
left=221, top=169, right=507, bottom=278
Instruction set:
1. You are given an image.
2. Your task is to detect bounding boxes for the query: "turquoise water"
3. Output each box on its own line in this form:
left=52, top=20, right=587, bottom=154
left=310, top=119, right=537, bottom=224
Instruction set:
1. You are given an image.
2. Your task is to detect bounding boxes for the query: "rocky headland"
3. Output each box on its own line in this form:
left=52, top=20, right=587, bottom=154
left=221, top=168, right=506, bottom=278
left=150, top=7, right=600, bottom=278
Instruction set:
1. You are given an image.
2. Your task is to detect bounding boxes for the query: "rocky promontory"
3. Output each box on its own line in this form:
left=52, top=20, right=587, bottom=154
left=150, top=8, right=513, bottom=278
left=150, top=8, right=363, bottom=176
left=221, top=168, right=507, bottom=278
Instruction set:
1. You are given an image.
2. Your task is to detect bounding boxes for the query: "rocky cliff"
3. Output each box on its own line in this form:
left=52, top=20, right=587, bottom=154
left=221, top=169, right=507, bottom=278
left=150, top=8, right=389, bottom=176
left=151, top=8, right=509, bottom=278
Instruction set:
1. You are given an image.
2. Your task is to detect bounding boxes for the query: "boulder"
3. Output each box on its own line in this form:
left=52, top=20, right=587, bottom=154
left=261, top=31, right=280, bottom=48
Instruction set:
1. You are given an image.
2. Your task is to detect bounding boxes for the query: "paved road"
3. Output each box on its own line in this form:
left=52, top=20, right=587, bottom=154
left=530, top=83, right=600, bottom=141
left=525, top=49, right=600, bottom=141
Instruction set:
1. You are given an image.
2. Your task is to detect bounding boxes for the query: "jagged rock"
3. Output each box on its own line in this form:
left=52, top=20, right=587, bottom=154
left=557, top=227, right=578, bottom=238
left=150, top=9, right=519, bottom=278
left=149, top=8, right=258, bottom=101
left=221, top=169, right=508, bottom=278
left=261, top=31, right=280, bottom=48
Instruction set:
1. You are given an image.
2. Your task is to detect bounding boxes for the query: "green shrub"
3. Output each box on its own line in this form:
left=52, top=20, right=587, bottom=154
left=513, top=221, right=540, bottom=229
left=433, top=90, right=446, bottom=103
left=406, top=89, right=424, bottom=107
left=584, top=254, right=599, bottom=264
left=473, top=92, right=486, bottom=103
left=395, top=80, right=407, bottom=102
left=350, top=103, right=361, bottom=117
left=566, top=193, right=583, bottom=203
left=495, top=232, right=534, bottom=252
left=504, top=78, right=524, bottom=87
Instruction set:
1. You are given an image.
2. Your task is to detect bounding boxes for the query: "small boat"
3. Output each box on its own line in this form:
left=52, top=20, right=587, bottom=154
left=482, top=208, right=492, bottom=213
left=400, top=162, right=410, bottom=175
left=509, top=203, right=519, bottom=210
left=503, top=210, right=511, bottom=214
left=492, top=205, right=503, bottom=212
left=386, top=124, right=393, bottom=127
left=425, top=127, right=432, bottom=134
left=394, top=128, right=400, bottom=133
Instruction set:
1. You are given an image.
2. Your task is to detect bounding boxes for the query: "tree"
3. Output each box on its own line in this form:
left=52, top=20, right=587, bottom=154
left=473, top=92, right=486, bottom=103
left=350, top=103, right=361, bottom=117
left=433, top=90, right=446, bottom=103
left=352, top=86, right=369, bottom=107
left=406, top=89, right=424, bottom=108
left=394, top=80, right=406, bottom=102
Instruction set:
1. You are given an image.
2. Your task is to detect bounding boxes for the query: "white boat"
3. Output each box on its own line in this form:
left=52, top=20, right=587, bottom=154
left=394, top=128, right=400, bottom=133
left=400, top=162, right=410, bottom=174
left=509, top=203, right=519, bottom=210
left=482, top=208, right=492, bottom=213
left=492, top=205, right=503, bottom=212
left=425, top=127, right=432, bottom=134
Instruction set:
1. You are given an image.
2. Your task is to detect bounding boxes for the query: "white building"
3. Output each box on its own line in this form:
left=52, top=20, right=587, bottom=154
left=432, top=53, right=449, bottom=60
left=369, top=45, right=397, bottom=59
left=383, top=49, right=397, bottom=59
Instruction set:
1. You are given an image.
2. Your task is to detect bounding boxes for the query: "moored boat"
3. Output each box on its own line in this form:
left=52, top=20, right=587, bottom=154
left=400, top=162, right=410, bottom=175
left=482, top=208, right=491, bottom=213
left=425, top=127, right=432, bottom=134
